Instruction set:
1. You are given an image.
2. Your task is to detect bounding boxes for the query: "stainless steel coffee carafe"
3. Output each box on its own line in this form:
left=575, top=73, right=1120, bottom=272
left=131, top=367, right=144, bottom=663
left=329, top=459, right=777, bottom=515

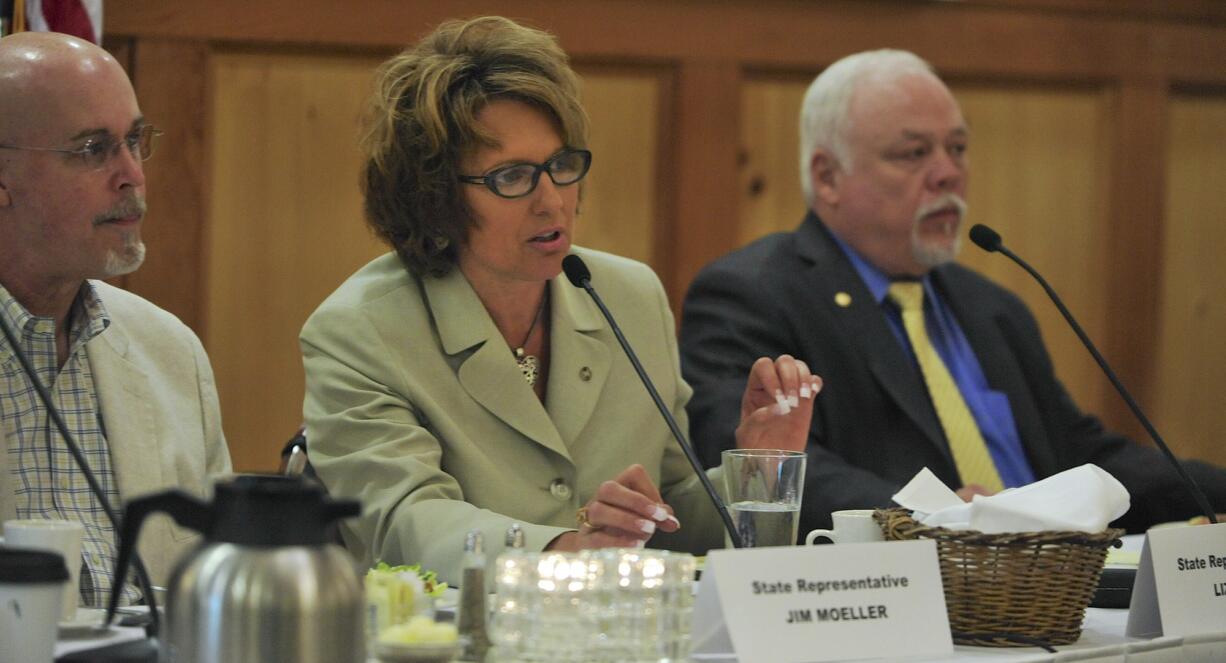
left=108, top=475, right=364, bottom=663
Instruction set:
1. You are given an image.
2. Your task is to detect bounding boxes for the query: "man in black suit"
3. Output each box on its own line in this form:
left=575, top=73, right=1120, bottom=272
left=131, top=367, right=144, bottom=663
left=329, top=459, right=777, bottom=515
left=680, top=49, right=1226, bottom=536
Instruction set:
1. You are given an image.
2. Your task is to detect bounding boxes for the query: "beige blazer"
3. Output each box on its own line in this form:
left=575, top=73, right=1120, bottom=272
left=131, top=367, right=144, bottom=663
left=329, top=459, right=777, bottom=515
left=302, top=247, right=725, bottom=585
left=0, top=281, right=232, bottom=586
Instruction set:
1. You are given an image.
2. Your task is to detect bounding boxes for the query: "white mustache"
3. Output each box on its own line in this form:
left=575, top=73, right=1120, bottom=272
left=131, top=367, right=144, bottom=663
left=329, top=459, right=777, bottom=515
left=94, top=197, right=147, bottom=226
left=914, top=194, right=967, bottom=223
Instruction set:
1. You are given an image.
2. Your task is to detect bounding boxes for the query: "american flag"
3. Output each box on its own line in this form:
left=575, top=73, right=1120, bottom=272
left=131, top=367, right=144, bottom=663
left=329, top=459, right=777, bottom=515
left=10, top=0, right=103, bottom=43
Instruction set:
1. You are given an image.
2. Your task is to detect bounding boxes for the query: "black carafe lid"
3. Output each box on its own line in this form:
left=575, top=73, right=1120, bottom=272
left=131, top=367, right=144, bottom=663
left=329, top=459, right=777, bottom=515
left=107, top=475, right=360, bottom=630
left=209, top=475, right=360, bottom=546
left=0, top=545, right=69, bottom=584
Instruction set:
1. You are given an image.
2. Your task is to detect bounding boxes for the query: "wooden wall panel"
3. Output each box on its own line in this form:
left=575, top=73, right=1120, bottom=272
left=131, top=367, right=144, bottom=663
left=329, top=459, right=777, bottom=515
left=126, top=39, right=209, bottom=333
left=104, top=0, right=1226, bottom=85
left=668, top=61, right=742, bottom=308
left=739, top=80, right=1116, bottom=419
left=571, top=68, right=661, bottom=268
left=1155, top=94, right=1226, bottom=467
left=206, top=51, right=388, bottom=471
left=954, top=85, right=1114, bottom=421
left=1099, top=80, right=1169, bottom=442
left=738, top=76, right=809, bottom=244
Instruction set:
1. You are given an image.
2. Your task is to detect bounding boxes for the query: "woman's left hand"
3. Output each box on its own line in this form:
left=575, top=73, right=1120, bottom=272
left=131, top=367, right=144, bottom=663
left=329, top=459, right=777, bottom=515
left=734, top=355, right=821, bottom=452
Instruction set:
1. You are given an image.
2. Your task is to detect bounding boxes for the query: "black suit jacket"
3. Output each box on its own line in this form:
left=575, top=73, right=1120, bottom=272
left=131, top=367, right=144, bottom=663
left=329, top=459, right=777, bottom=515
left=680, top=213, right=1226, bottom=536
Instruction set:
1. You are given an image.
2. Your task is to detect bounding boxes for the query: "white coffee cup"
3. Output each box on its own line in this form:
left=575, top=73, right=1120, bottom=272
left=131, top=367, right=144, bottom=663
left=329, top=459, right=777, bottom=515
left=0, top=546, right=69, bottom=663
left=804, top=509, right=885, bottom=545
left=3, top=519, right=83, bottom=620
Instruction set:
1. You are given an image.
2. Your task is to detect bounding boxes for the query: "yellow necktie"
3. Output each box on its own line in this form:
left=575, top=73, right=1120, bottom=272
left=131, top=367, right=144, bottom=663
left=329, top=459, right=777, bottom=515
left=888, top=282, right=1004, bottom=493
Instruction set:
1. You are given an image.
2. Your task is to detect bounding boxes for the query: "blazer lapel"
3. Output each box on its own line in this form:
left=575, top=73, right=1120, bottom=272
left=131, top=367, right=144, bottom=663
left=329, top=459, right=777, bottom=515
left=797, top=216, right=951, bottom=464
left=544, top=277, right=610, bottom=447
left=424, top=270, right=571, bottom=462
left=87, top=318, right=165, bottom=499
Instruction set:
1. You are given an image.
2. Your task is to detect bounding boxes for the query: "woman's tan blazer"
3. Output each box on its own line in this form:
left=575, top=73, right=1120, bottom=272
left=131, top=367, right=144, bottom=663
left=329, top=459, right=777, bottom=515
left=301, top=247, right=724, bottom=585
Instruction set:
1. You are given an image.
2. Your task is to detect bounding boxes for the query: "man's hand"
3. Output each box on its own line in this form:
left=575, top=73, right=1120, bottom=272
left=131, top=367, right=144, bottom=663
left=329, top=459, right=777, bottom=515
left=955, top=484, right=995, bottom=502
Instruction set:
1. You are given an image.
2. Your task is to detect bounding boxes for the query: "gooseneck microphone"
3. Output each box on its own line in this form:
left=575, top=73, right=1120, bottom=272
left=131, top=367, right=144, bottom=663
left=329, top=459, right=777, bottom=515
left=969, top=224, right=1217, bottom=524
left=0, top=310, right=163, bottom=633
left=561, top=255, right=745, bottom=548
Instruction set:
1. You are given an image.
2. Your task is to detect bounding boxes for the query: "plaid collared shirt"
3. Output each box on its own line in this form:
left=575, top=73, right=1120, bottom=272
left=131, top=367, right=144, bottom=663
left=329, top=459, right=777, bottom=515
left=1, top=282, right=141, bottom=607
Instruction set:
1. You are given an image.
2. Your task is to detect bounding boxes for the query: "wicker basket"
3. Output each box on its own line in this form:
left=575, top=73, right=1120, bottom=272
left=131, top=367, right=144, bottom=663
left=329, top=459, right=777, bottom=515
left=873, top=508, right=1123, bottom=649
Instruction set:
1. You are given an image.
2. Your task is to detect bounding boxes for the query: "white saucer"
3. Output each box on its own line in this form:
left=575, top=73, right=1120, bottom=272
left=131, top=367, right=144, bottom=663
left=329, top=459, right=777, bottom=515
left=58, top=607, right=112, bottom=636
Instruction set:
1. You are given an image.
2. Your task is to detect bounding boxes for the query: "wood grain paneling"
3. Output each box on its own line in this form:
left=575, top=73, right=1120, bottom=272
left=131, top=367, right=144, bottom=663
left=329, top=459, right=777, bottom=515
left=572, top=67, right=662, bottom=268
left=1097, top=80, right=1169, bottom=443
left=954, top=85, right=1114, bottom=422
left=105, top=0, right=1226, bottom=84
left=1155, top=93, right=1226, bottom=467
left=125, top=39, right=209, bottom=333
left=668, top=61, right=742, bottom=309
left=739, top=75, right=809, bottom=243
left=206, top=51, right=387, bottom=471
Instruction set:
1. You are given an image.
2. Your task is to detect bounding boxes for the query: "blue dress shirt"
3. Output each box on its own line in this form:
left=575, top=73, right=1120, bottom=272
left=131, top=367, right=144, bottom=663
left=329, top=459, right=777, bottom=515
left=831, top=237, right=1037, bottom=488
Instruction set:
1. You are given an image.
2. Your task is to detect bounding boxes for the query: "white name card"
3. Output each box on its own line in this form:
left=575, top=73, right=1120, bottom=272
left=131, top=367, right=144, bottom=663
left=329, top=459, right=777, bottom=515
left=692, top=540, right=952, bottom=663
left=1127, top=522, right=1226, bottom=638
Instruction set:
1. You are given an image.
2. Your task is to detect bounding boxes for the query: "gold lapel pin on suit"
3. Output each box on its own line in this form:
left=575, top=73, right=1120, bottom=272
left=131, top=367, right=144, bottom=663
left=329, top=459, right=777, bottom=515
left=835, top=292, right=852, bottom=308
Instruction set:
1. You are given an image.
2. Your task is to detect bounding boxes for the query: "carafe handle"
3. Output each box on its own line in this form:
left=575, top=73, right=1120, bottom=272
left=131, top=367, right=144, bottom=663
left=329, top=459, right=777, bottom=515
left=105, top=490, right=211, bottom=624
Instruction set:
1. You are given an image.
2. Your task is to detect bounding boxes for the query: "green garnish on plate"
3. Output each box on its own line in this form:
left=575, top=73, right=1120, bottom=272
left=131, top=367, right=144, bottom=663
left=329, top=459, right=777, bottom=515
left=370, top=561, right=449, bottom=597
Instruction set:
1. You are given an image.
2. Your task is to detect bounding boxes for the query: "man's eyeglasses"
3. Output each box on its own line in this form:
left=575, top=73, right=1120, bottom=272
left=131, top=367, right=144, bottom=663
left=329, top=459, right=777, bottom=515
left=459, top=148, right=592, bottom=199
left=0, top=125, right=163, bottom=171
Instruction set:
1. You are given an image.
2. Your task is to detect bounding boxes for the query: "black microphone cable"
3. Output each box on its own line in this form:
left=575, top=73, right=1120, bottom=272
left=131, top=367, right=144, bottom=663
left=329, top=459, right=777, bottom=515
left=0, top=308, right=163, bottom=633
left=562, top=254, right=745, bottom=548
left=969, top=223, right=1216, bottom=525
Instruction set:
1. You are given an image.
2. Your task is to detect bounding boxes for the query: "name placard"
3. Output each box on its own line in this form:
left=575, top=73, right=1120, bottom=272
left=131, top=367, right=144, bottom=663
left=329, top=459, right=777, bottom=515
left=1127, top=522, right=1226, bottom=638
left=692, top=540, right=951, bottom=663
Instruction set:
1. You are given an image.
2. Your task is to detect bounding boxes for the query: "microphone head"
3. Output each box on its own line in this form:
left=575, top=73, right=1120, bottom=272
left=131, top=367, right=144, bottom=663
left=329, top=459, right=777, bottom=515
left=562, top=254, right=591, bottom=287
left=969, top=224, right=1002, bottom=253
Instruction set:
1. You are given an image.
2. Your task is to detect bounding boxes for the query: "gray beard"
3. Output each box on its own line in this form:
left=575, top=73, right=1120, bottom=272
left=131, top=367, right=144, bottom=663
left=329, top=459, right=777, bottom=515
left=103, top=234, right=147, bottom=277
left=911, top=233, right=961, bottom=270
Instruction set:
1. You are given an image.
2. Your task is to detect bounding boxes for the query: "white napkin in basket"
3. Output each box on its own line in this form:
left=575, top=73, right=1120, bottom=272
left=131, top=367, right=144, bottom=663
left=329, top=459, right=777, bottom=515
left=891, top=464, right=1130, bottom=533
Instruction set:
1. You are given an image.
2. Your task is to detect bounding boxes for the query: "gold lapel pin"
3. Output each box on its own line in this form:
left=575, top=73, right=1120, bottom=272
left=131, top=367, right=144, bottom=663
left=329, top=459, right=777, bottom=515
left=834, top=292, right=852, bottom=308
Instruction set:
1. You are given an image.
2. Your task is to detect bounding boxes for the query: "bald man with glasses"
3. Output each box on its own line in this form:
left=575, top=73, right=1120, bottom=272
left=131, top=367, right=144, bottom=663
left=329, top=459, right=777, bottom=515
left=0, top=32, right=230, bottom=606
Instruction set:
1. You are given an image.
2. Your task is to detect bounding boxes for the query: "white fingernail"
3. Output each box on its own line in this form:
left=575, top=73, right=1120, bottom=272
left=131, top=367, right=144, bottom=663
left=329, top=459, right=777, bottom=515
left=666, top=515, right=681, bottom=529
left=775, top=401, right=791, bottom=416
left=774, top=390, right=789, bottom=409
left=638, top=520, right=656, bottom=534
left=635, top=539, right=647, bottom=548
left=652, top=505, right=669, bottom=522
left=800, top=384, right=811, bottom=399
left=788, top=393, right=799, bottom=408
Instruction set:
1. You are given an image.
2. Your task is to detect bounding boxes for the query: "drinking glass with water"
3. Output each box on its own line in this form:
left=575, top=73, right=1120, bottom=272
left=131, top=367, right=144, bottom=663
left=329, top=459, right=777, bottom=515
left=721, top=449, right=807, bottom=547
